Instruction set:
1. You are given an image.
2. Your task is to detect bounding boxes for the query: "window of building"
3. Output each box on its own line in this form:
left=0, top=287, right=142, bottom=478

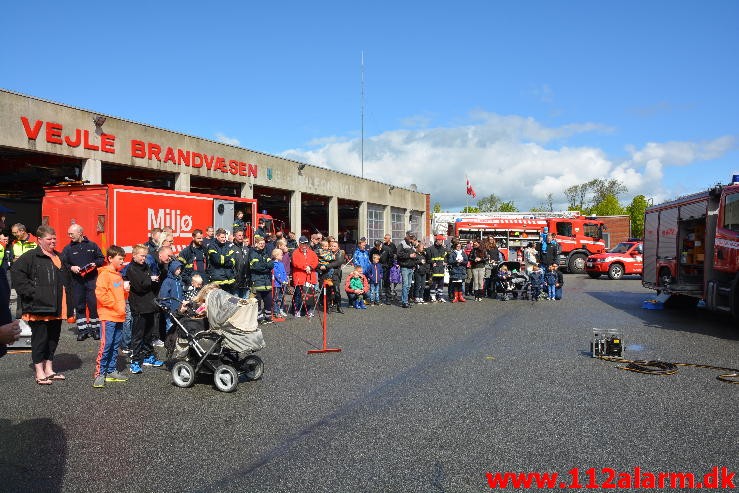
left=367, top=204, right=384, bottom=244
left=409, top=212, right=422, bottom=239
left=391, top=207, right=405, bottom=242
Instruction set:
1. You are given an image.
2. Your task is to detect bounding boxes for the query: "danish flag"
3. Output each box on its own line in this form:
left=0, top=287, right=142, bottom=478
left=466, top=178, right=476, bottom=198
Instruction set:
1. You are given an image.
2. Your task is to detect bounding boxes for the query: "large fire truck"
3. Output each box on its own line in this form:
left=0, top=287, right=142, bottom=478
left=42, top=184, right=277, bottom=256
left=432, top=212, right=607, bottom=273
left=642, top=176, right=739, bottom=318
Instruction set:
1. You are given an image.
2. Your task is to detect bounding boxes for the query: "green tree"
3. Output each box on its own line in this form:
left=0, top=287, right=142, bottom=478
left=476, top=194, right=519, bottom=212
left=589, top=193, right=626, bottom=216
left=476, top=194, right=502, bottom=212
left=461, top=206, right=480, bottom=213
left=498, top=201, right=518, bottom=212
left=626, top=194, right=648, bottom=238
left=433, top=202, right=442, bottom=213
left=564, top=183, right=589, bottom=211
left=566, top=179, right=628, bottom=213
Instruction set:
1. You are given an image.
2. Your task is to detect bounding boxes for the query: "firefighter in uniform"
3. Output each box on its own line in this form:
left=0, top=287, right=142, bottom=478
left=61, top=224, right=105, bottom=341
left=426, top=234, right=449, bottom=303
left=178, top=229, right=208, bottom=286
left=206, top=228, right=237, bottom=294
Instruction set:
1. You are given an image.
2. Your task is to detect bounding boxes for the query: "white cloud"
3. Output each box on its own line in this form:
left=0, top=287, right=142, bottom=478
left=280, top=112, right=736, bottom=211
left=629, top=137, right=736, bottom=166
left=215, top=133, right=241, bottom=146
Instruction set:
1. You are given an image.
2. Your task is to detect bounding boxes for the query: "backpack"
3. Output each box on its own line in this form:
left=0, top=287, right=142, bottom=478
left=389, top=261, right=402, bottom=284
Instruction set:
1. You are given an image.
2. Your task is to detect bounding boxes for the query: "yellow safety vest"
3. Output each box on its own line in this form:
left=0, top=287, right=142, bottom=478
left=11, top=237, right=37, bottom=261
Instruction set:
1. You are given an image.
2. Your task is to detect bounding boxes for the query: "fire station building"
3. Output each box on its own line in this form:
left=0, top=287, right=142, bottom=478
left=0, top=89, right=429, bottom=242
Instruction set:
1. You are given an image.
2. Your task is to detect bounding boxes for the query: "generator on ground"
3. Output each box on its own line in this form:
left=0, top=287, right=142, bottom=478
left=591, top=328, right=623, bottom=358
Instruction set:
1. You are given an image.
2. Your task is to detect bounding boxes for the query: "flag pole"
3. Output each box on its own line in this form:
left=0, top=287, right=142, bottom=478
left=465, top=175, right=468, bottom=212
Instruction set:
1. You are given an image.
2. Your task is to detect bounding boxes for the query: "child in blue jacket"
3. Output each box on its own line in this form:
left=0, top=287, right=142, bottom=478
left=367, top=253, right=384, bottom=305
left=272, top=248, right=289, bottom=318
left=159, top=260, right=184, bottom=333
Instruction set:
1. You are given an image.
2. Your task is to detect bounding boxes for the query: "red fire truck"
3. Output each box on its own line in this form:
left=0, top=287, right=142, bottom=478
left=642, top=176, right=739, bottom=317
left=42, top=184, right=277, bottom=256
left=448, top=213, right=607, bottom=273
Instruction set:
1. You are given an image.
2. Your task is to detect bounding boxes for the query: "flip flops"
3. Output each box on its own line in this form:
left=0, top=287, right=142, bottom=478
left=47, top=373, right=66, bottom=381
left=35, top=376, right=52, bottom=385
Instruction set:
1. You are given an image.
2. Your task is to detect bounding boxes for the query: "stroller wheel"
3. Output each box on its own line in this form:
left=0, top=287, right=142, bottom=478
left=213, top=365, right=238, bottom=392
left=172, top=361, right=196, bottom=388
left=240, top=355, right=264, bottom=381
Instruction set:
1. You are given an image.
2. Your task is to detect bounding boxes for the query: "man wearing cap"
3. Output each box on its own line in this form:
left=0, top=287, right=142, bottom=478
left=426, top=234, right=449, bottom=302
left=291, top=236, right=319, bottom=317
left=396, top=231, right=418, bottom=308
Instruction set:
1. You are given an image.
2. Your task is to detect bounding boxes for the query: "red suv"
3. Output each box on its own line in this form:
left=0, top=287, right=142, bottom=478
left=586, top=241, right=643, bottom=280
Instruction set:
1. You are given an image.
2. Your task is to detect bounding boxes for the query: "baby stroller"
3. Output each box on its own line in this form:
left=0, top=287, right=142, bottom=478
left=156, top=290, right=265, bottom=393
left=495, top=261, right=530, bottom=301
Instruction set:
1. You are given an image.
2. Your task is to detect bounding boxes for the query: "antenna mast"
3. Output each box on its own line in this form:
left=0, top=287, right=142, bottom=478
left=361, top=51, right=365, bottom=179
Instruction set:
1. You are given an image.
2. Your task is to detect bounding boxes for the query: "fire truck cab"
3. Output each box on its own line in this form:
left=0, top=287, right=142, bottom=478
left=643, top=176, right=739, bottom=318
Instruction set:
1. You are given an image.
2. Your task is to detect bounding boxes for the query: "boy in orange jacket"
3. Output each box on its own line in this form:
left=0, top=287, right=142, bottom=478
left=93, top=245, right=129, bottom=388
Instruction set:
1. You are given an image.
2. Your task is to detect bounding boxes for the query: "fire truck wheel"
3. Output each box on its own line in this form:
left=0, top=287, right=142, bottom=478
left=608, top=263, right=624, bottom=280
left=568, top=253, right=587, bottom=274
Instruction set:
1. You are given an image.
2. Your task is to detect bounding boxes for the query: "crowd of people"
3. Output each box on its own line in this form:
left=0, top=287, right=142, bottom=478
left=0, top=218, right=565, bottom=387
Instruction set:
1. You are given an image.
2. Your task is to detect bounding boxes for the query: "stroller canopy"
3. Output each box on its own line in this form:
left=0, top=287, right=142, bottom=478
left=205, top=289, right=260, bottom=333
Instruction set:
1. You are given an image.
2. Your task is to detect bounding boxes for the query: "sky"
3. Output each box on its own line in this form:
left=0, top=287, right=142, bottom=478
left=2, top=1, right=737, bottom=211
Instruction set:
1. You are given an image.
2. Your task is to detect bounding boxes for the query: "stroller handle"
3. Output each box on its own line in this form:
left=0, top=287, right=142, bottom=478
left=153, top=297, right=183, bottom=311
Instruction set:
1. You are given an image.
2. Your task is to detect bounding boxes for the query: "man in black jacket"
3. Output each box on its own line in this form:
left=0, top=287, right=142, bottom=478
left=126, top=244, right=163, bottom=374
left=61, top=224, right=105, bottom=341
left=381, top=234, right=397, bottom=304
left=323, top=240, right=346, bottom=313
left=232, top=228, right=251, bottom=298
left=396, top=231, right=418, bottom=308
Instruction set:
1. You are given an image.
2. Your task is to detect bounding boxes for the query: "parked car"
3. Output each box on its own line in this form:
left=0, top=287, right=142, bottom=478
left=586, top=241, right=643, bottom=280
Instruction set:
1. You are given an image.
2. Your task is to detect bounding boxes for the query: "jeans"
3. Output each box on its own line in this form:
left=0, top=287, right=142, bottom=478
left=400, top=267, right=414, bottom=304
left=95, top=321, right=123, bottom=377
left=548, top=284, right=556, bottom=299
left=236, top=286, right=250, bottom=299
left=121, top=302, right=132, bottom=349
left=369, top=282, right=380, bottom=303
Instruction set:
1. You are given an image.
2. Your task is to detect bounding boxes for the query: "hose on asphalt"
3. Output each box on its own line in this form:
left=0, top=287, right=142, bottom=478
left=598, top=356, right=739, bottom=384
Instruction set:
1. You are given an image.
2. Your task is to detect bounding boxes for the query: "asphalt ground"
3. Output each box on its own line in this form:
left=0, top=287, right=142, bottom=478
left=0, top=274, right=737, bottom=492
